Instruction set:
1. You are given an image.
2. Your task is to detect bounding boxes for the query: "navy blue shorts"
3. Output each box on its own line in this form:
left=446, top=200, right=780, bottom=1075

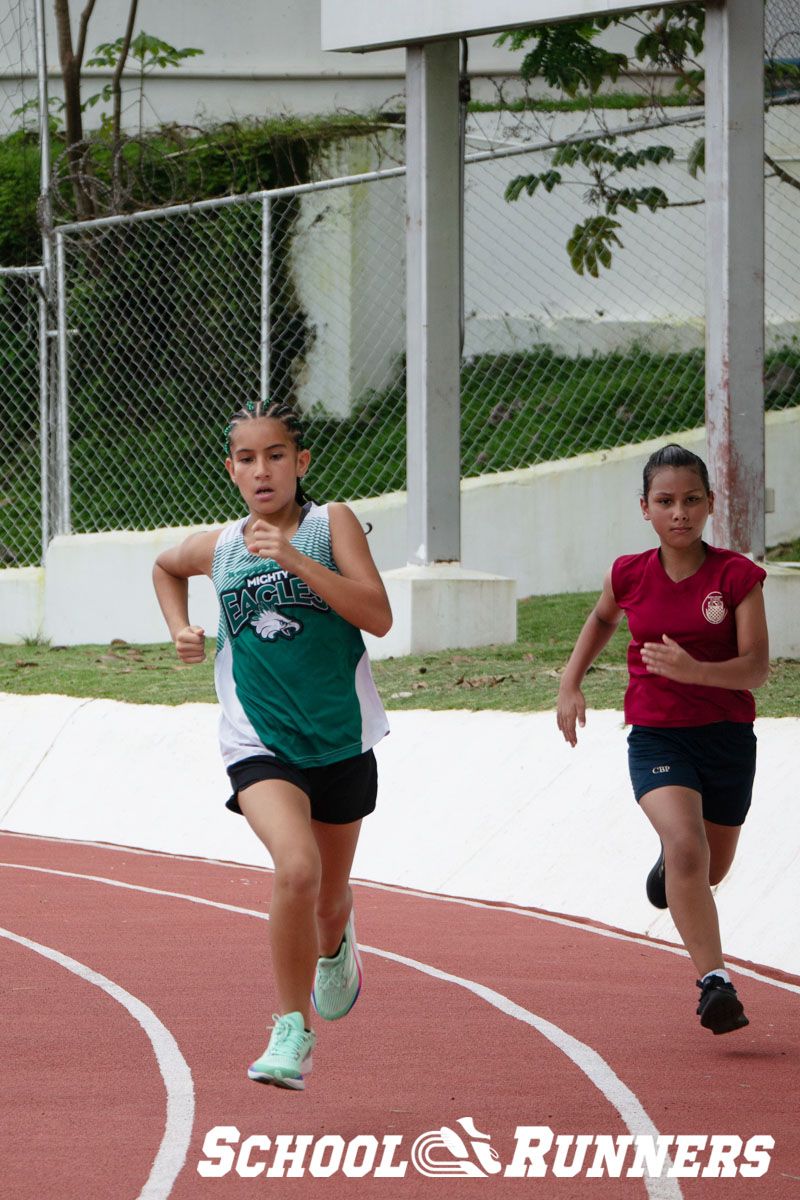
left=627, top=722, right=756, bottom=827
left=226, top=749, right=377, bottom=825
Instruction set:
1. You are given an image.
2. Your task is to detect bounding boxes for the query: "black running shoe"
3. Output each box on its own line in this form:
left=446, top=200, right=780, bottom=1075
left=696, top=975, right=749, bottom=1035
left=645, top=845, right=668, bottom=909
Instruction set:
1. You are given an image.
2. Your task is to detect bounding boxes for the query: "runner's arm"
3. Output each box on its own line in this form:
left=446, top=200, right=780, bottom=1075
left=152, top=530, right=218, bottom=662
left=557, top=570, right=624, bottom=746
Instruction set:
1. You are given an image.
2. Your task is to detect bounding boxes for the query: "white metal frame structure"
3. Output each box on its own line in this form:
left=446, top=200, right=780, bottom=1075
left=323, top=0, right=766, bottom=566
left=322, top=1, right=694, bottom=52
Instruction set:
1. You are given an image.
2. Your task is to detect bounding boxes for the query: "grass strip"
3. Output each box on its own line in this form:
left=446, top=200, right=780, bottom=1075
left=2, top=591, right=797, bottom=718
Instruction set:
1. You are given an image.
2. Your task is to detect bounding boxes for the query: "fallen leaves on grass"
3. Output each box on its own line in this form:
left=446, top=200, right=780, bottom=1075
left=454, top=674, right=509, bottom=689
left=97, top=641, right=146, bottom=668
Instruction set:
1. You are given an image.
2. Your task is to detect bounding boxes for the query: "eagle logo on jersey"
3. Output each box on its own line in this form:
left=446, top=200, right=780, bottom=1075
left=702, top=591, right=727, bottom=625
left=220, top=572, right=327, bottom=641
left=252, top=608, right=303, bottom=642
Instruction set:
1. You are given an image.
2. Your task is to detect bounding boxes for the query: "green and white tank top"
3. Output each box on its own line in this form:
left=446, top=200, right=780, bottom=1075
left=212, top=503, right=389, bottom=769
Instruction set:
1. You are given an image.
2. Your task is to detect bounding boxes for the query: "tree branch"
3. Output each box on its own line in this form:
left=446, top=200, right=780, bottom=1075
left=765, top=152, right=800, bottom=191
left=54, top=0, right=91, bottom=215
left=112, top=0, right=140, bottom=207
left=112, top=0, right=139, bottom=142
left=76, top=0, right=99, bottom=67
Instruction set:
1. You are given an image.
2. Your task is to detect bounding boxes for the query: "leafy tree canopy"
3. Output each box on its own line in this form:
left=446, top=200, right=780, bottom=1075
left=499, top=3, right=800, bottom=274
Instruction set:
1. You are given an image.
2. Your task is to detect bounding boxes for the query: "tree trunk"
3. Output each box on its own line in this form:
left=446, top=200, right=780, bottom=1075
left=111, top=0, right=139, bottom=211
left=53, top=0, right=98, bottom=220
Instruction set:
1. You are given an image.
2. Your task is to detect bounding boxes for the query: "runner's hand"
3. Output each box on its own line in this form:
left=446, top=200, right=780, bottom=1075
left=557, top=685, right=586, bottom=747
left=175, top=625, right=206, bottom=664
left=245, top=520, right=298, bottom=570
left=641, top=635, right=699, bottom=684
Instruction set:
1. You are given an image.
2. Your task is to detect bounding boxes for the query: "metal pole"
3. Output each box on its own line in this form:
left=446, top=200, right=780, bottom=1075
left=33, top=0, right=53, bottom=558
left=37, top=285, right=50, bottom=558
left=260, top=196, right=271, bottom=402
left=55, top=232, right=72, bottom=534
left=705, top=0, right=766, bottom=556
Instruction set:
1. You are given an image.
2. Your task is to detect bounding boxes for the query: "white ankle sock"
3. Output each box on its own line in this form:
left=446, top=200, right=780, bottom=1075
left=702, top=968, right=731, bottom=985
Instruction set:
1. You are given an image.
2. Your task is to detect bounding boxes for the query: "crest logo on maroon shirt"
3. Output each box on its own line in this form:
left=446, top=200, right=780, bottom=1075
left=702, top=591, right=727, bottom=624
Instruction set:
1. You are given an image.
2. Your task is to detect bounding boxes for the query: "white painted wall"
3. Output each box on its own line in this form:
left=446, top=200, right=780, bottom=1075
left=288, top=107, right=799, bottom=416
left=1, top=412, right=798, bottom=655
left=1, top=0, right=691, bottom=135
left=0, top=567, right=45, bottom=646
left=0, top=0, right=532, bottom=133
left=40, top=525, right=219, bottom=647
left=291, top=139, right=407, bottom=418
left=460, top=410, right=800, bottom=596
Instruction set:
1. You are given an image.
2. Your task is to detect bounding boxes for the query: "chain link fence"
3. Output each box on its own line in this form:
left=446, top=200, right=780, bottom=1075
left=0, top=1, right=37, bottom=137
left=765, top=0, right=800, bottom=417
left=459, top=104, right=800, bottom=475
left=50, top=168, right=407, bottom=551
left=0, top=266, right=44, bottom=564
left=1, top=4, right=799, bottom=567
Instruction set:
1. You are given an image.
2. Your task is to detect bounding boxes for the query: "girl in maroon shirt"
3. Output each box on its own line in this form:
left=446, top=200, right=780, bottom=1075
left=557, top=444, right=769, bottom=1035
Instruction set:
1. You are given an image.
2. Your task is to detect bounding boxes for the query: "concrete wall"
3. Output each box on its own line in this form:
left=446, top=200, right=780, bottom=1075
left=0, top=567, right=46, bottom=646
left=0, top=0, right=532, bottom=133
left=461, top=108, right=800, bottom=360
left=291, top=140, right=407, bottom=418
left=462, top=410, right=800, bottom=595
left=1, top=412, right=798, bottom=655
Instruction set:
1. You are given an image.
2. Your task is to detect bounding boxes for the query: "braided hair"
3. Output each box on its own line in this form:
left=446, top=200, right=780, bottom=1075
left=225, top=399, right=312, bottom=505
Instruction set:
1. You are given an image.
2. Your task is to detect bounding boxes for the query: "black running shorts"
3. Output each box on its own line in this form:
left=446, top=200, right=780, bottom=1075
left=627, top=722, right=756, bottom=827
left=226, top=748, right=378, bottom=825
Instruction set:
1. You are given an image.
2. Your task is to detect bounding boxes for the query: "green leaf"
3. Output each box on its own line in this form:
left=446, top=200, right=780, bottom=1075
left=687, top=136, right=705, bottom=178
left=505, top=176, right=527, bottom=202
left=566, top=216, right=623, bottom=276
left=508, top=23, right=628, bottom=95
left=612, top=145, right=674, bottom=171
left=606, top=186, right=669, bottom=214
left=505, top=170, right=563, bottom=202
left=553, top=139, right=617, bottom=168
left=88, top=32, right=204, bottom=74
left=539, top=169, right=562, bottom=193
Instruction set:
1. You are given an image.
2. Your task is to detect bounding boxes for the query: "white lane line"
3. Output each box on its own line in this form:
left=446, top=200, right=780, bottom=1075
left=5, top=856, right=798, bottom=995
left=364, top=944, right=682, bottom=1200
left=3, top=862, right=681, bottom=1199
left=357, top=880, right=800, bottom=996
left=0, top=925, right=195, bottom=1200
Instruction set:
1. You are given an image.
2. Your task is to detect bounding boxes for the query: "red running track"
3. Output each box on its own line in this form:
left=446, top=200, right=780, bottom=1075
left=2, top=831, right=799, bottom=1199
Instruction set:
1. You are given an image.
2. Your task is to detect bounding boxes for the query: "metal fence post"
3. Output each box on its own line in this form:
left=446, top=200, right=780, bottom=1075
left=33, top=0, right=52, bottom=559
left=37, top=277, right=49, bottom=558
left=54, top=232, right=71, bottom=535
left=260, top=196, right=271, bottom=403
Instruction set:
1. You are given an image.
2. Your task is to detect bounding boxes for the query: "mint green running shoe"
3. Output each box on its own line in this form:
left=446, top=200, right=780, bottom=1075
left=312, top=912, right=363, bottom=1021
left=247, top=1012, right=316, bottom=1089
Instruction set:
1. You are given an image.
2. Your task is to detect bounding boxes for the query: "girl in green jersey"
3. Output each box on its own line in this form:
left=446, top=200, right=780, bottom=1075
left=154, top=400, right=392, bottom=1089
